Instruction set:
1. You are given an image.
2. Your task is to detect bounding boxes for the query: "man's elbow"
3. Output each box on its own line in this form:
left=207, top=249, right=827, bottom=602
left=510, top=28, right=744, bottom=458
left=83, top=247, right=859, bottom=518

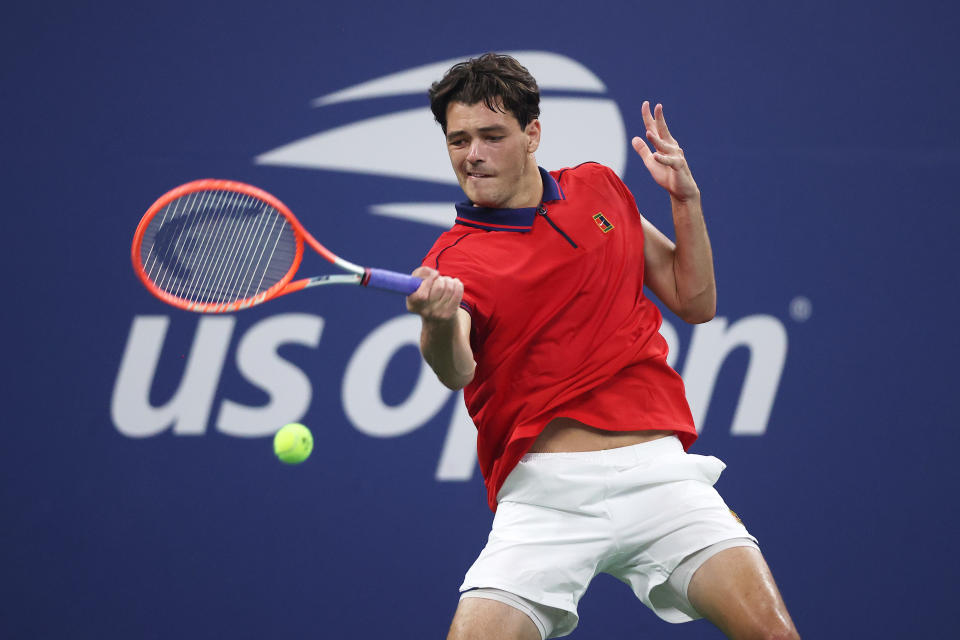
left=439, top=369, right=475, bottom=391
left=679, top=296, right=716, bottom=324
left=682, top=308, right=716, bottom=324
left=441, top=378, right=469, bottom=391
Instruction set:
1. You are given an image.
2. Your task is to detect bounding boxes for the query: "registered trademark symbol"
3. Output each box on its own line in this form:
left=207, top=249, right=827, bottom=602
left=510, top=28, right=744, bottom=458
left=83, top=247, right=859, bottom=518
left=789, top=296, right=812, bottom=322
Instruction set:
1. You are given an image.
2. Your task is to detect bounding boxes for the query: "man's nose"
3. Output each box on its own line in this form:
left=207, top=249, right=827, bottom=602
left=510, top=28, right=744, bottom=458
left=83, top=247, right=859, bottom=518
left=466, top=139, right=483, bottom=163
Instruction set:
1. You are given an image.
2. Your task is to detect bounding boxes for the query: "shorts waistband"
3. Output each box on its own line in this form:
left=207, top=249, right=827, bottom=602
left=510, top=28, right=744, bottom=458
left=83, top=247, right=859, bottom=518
left=520, top=434, right=683, bottom=466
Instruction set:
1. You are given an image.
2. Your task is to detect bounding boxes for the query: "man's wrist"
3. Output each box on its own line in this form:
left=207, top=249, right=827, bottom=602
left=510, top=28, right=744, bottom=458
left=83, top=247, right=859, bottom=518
left=670, top=187, right=701, bottom=206
left=422, top=313, right=459, bottom=330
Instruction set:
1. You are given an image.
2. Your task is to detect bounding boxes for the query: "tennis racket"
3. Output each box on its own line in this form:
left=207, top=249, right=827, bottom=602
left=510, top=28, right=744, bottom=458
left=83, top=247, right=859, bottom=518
left=132, top=179, right=423, bottom=313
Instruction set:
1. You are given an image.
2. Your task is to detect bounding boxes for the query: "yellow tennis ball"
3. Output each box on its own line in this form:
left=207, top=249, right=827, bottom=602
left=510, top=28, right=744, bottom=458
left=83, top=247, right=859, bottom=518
left=273, top=423, right=313, bottom=464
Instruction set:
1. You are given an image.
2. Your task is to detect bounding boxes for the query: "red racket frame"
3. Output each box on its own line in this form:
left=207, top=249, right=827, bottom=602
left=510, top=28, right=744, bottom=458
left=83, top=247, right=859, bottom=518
left=132, top=179, right=360, bottom=313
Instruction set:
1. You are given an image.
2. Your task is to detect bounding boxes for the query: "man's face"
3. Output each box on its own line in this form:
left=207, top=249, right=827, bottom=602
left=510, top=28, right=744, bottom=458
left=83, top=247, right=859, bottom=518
left=444, top=101, right=541, bottom=209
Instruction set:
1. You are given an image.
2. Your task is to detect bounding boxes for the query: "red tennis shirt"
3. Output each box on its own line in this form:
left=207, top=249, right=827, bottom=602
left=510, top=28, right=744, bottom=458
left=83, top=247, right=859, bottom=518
left=422, top=163, right=697, bottom=511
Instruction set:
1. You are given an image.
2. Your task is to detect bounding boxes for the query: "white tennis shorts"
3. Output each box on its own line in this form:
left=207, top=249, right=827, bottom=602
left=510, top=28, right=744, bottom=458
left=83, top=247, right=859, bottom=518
left=459, top=435, right=757, bottom=638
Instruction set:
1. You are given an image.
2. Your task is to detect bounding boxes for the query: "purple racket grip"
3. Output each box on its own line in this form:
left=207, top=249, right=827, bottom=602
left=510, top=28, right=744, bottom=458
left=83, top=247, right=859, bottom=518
left=364, top=268, right=423, bottom=295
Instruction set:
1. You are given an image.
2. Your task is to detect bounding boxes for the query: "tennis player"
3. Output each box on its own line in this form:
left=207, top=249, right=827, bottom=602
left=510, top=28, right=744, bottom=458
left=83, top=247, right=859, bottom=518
left=407, top=54, right=799, bottom=640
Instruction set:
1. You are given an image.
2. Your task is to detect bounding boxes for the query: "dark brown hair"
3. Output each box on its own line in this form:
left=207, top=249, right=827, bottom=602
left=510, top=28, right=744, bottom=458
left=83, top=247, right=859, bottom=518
left=428, top=53, right=540, bottom=133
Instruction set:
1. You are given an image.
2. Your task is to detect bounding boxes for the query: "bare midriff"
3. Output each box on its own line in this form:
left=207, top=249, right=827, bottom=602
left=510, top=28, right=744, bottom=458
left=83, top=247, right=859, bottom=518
left=528, top=417, right=675, bottom=453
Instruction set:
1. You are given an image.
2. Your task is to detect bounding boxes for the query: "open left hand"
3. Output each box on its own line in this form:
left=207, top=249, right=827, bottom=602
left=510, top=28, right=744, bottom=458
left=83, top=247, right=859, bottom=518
left=632, top=101, right=700, bottom=202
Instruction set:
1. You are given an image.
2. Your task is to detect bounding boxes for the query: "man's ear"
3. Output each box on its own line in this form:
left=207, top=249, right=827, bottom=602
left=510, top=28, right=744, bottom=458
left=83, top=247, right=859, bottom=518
left=525, top=119, right=541, bottom=153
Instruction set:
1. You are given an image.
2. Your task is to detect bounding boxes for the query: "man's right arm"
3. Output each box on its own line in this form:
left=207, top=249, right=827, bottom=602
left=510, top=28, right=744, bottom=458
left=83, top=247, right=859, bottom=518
left=406, top=266, right=476, bottom=390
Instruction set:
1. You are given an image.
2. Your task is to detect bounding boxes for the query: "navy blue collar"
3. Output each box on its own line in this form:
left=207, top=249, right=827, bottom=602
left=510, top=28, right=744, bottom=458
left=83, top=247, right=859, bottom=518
left=454, top=167, right=565, bottom=232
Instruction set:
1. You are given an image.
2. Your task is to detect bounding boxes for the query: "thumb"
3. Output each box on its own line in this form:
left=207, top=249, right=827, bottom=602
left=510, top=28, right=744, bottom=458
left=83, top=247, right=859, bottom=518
left=632, top=136, right=651, bottom=159
left=412, top=266, right=438, bottom=279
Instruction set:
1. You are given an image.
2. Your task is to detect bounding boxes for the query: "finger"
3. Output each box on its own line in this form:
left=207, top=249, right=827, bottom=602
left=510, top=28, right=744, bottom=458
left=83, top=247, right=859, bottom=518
left=433, top=278, right=462, bottom=318
left=646, top=129, right=680, bottom=154
left=411, top=265, right=437, bottom=278
left=443, top=278, right=464, bottom=309
left=641, top=100, right=655, bottom=132
left=434, top=277, right=460, bottom=309
left=440, top=280, right=463, bottom=315
left=632, top=135, right=652, bottom=160
left=654, top=103, right=675, bottom=142
left=411, top=267, right=438, bottom=299
left=414, top=269, right=439, bottom=298
left=653, top=152, right=686, bottom=168
left=407, top=271, right=435, bottom=311
left=429, top=276, right=448, bottom=301
left=452, top=279, right=465, bottom=307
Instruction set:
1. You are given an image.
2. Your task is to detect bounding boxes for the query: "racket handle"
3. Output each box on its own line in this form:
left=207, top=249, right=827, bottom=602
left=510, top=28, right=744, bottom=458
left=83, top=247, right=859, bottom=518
left=364, top=268, right=423, bottom=295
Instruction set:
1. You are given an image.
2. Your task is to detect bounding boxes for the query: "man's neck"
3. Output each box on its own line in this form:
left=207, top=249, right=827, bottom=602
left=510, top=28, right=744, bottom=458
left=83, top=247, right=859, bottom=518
left=502, top=161, right=543, bottom=209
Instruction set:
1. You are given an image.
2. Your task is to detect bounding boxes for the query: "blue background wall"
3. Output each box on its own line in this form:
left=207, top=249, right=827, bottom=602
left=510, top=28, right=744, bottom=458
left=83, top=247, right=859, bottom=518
left=3, top=2, right=958, bottom=638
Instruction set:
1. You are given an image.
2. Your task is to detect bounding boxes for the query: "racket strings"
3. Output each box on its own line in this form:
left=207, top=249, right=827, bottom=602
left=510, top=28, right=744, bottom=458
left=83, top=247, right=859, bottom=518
left=140, top=190, right=297, bottom=304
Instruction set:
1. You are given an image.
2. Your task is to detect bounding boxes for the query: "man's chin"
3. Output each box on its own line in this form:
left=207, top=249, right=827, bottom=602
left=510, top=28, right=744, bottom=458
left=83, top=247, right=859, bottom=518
left=465, top=189, right=502, bottom=209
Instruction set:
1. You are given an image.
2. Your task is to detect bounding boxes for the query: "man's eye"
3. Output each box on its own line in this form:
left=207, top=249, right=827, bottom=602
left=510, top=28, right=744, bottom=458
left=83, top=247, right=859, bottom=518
left=487, top=136, right=504, bottom=142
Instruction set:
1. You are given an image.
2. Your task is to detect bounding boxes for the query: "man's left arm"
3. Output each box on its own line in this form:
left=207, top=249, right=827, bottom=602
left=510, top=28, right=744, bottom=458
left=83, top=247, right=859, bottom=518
left=632, top=100, right=716, bottom=324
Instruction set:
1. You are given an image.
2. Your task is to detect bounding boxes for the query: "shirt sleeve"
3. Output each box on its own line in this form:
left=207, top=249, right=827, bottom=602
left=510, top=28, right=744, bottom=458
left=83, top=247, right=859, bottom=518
left=599, top=164, right=643, bottom=218
left=563, top=162, right=643, bottom=220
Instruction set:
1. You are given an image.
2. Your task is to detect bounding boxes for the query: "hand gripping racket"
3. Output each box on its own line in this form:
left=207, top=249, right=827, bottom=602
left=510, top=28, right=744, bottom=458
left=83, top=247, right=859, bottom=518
left=132, top=179, right=423, bottom=313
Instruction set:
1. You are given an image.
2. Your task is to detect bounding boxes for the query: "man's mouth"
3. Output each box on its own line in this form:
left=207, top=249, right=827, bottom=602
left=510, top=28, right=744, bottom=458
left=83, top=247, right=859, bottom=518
left=466, top=171, right=492, bottom=179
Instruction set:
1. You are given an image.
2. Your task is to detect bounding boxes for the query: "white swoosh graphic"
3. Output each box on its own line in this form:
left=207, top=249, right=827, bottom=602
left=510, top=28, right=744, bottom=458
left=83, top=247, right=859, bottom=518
left=370, top=203, right=456, bottom=227
left=313, top=50, right=606, bottom=107
left=256, top=97, right=627, bottom=182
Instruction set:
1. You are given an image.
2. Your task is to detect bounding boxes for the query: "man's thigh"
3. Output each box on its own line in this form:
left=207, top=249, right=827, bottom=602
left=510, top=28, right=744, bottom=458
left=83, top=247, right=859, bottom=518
left=447, top=596, right=542, bottom=640
left=687, top=546, right=800, bottom=639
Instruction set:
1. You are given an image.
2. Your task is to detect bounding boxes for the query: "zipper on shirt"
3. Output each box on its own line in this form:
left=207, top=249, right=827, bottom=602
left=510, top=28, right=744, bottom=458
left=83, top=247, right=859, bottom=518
left=537, top=206, right=578, bottom=248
